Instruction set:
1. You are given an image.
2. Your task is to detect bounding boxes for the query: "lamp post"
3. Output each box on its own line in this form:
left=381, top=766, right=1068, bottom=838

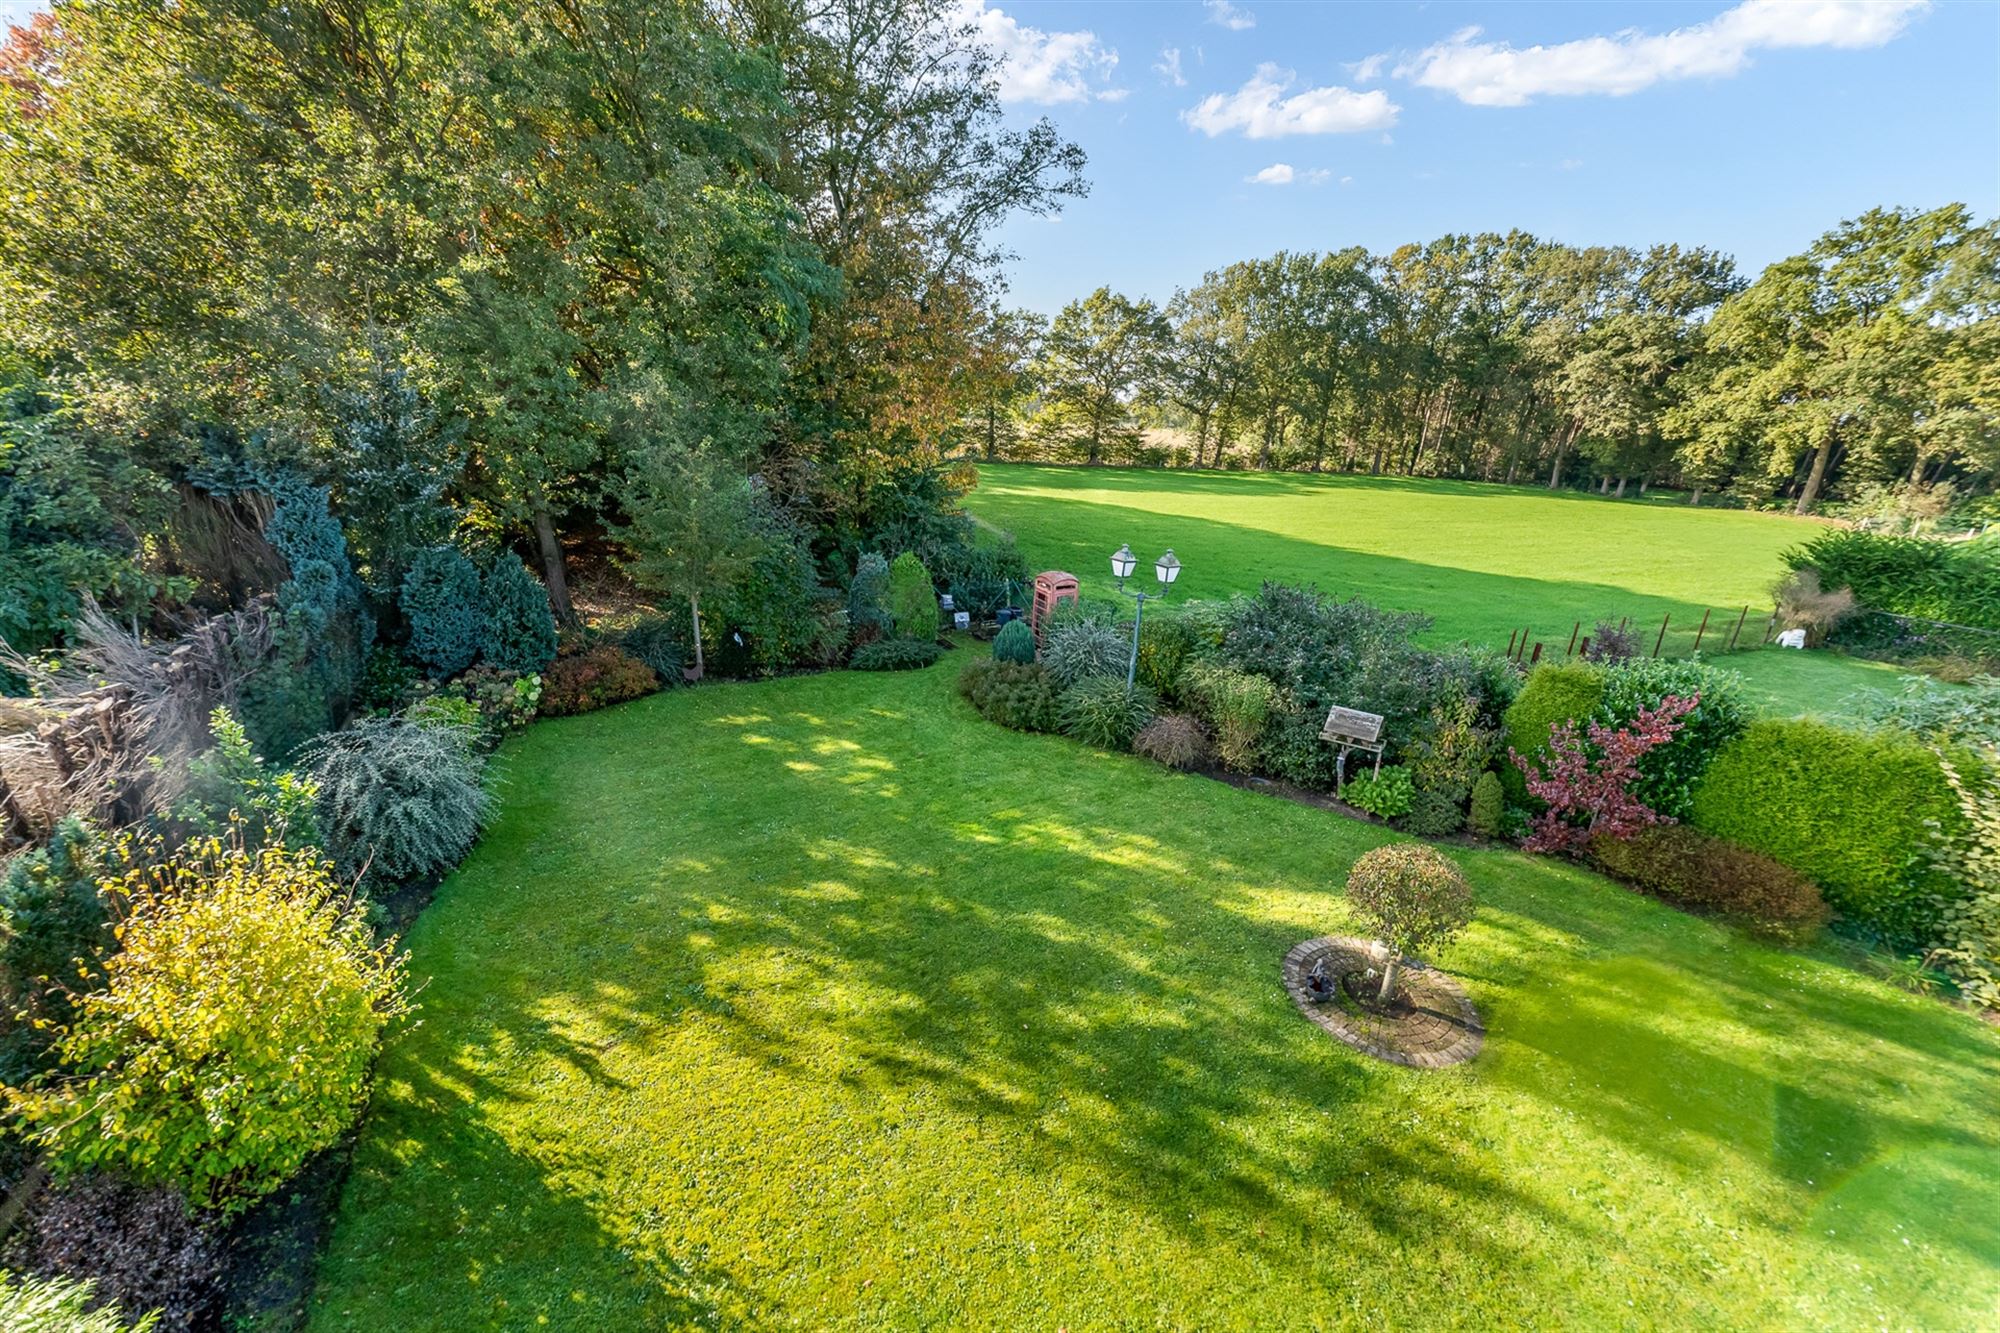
left=1111, top=543, right=1182, bottom=689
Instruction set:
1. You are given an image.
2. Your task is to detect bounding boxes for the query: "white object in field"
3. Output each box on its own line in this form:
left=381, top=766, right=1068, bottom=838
left=1776, top=628, right=1808, bottom=649
left=953, top=611, right=970, bottom=630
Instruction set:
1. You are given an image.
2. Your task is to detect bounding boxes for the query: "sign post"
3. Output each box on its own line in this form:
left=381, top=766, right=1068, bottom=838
left=1319, top=705, right=1386, bottom=797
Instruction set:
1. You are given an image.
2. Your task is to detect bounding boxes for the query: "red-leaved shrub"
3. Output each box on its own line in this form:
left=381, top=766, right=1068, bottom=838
left=1512, top=694, right=1698, bottom=854
left=1588, top=825, right=1831, bottom=942
left=21, top=1175, right=224, bottom=1330
left=538, top=647, right=660, bottom=717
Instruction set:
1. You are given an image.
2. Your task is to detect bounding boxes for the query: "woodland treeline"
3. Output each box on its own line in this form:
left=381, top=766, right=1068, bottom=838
left=984, top=210, right=1999, bottom=513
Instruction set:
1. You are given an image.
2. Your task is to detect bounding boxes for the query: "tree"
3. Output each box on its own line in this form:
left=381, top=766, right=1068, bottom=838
left=1034, top=288, right=1170, bottom=464
left=1344, top=844, right=1475, bottom=1003
left=959, top=307, right=1044, bottom=460
left=615, top=445, right=767, bottom=682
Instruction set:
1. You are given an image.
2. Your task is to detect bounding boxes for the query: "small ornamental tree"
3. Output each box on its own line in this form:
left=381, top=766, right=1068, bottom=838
left=887, top=552, right=937, bottom=642
left=1512, top=694, right=1699, bottom=855
left=1345, top=844, right=1475, bottom=1002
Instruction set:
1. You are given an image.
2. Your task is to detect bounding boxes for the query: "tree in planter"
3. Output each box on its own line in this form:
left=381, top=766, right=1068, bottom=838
left=1345, top=844, right=1475, bottom=1004
left=1512, top=695, right=1699, bottom=855
left=615, top=445, right=766, bottom=682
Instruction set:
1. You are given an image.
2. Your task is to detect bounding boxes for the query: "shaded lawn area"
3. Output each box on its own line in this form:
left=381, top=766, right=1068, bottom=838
left=963, top=463, right=1910, bottom=717
left=310, top=660, right=2000, bottom=1330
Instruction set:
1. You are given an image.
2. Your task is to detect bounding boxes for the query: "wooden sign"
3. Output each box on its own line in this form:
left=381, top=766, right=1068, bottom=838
left=1320, top=706, right=1384, bottom=747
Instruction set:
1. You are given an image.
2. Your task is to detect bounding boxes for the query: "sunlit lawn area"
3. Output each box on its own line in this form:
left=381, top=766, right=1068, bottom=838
left=964, top=463, right=1913, bottom=718
left=310, top=660, right=2000, bottom=1329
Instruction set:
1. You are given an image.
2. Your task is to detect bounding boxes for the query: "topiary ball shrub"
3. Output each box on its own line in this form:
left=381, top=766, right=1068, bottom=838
left=1595, top=657, right=1748, bottom=819
left=1502, top=662, right=1605, bottom=803
left=1468, top=771, right=1506, bottom=838
left=1588, top=826, right=1830, bottom=942
left=851, top=638, right=944, bottom=671
left=1043, top=621, right=1128, bottom=689
left=539, top=646, right=661, bottom=717
left=1059, top=678, right=1158, bottom=751
left=480, top=554, right=557, bottom=674
left=1690, top=719, right=1960, bottom=945
left=399, top=545, right=484, bottom=678
left=307, top=717, right=488, bottom=885
left=1399, top=788, right=1465, bottom=838
left=958, top=660, right=1060, bottom=732
left=9, top=838, right=412, bottom=1216
left=19, top=1175, right=224, bottom=1329
left=1134, top=713, right=1212, bottom=770
left=992, top=618, right=1036, bottom=664
left=1344, top=843, right=1475, bottom=1000
left=1346, top=765, right=1416, bottom=819
left=887, top=552, right=938, bottom=643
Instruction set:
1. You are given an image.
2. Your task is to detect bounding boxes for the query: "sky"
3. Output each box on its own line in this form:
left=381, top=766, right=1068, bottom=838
left=5, top=0, right=1996, bottom=316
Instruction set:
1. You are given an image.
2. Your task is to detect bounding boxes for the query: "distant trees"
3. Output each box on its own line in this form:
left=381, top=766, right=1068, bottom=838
left=983, top=210, right=2000, bottom=510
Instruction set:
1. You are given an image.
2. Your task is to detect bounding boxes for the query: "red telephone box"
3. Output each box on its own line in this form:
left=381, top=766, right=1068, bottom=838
left=1029, top=571, right=1079, bottom=645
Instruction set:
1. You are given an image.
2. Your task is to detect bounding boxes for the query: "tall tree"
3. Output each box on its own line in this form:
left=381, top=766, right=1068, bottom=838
left=615, top=444, right=767, bottom=682
left=1034, top=289, right=1170, bottom=464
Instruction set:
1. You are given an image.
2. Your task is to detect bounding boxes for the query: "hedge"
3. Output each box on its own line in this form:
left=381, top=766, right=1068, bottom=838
left=1788, top=530, right=2000, bottom=629
left=1689, top=719, right=1963, bottom=945
left=1501, top=662, right=1604, bottom=803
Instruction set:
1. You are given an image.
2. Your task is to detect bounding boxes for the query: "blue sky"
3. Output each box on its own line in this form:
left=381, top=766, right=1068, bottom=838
left=6, top=0, right=1995, bottom=316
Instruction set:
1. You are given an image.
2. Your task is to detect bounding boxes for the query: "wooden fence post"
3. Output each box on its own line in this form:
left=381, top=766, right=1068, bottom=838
left=1692, top=608, right=1711, bottom=653
left=1653, top=613, right=1670, bottom=658
left=1529, top=642, right=1543, bottom=664
left=1727, top=605, right=1749, bottom=652
left=1565, top=621, right=1581, bottom=657
left=1506, top=629, right=1518, bottom=658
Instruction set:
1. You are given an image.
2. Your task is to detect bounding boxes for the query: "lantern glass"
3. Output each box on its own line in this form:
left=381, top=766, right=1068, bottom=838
left=1110, top=543, right=1137, bottom=580
left=1155, top=549, right=1181, bottom=586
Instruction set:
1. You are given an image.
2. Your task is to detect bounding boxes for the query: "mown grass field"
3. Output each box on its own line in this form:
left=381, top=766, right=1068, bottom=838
left=310, top=662, right=2000, bottom=1329
left=963, top=463, right=1911, bottom=719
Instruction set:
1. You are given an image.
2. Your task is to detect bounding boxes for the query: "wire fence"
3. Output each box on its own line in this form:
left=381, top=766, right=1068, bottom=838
left=1497, top=606, right=1776, bottom=668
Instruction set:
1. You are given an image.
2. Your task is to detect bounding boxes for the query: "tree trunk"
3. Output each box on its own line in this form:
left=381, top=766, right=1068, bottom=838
left=533, top=499, right=577, bottom=627
left=1690, top=485, right=1703, bottom=506
left=686, top=591, right=705, bottom=682
left=1377, top=954, right=1400, bottom=1004
left=1615, top=475, right=1628, bottom=499
left=1795, top=438, right=1834, bottom=515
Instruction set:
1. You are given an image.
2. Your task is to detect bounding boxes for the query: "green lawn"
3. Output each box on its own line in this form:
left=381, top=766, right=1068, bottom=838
left=310, top=660, right=2000, bottom=1329
left=963, top=463, right=1913, bottom=717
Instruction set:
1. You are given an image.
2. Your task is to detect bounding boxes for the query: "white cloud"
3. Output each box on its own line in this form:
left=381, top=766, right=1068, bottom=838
left=1303, top=168, right=1331, bottom=185
left=1348, top=52, right=1388, bottom=83
left=1398, top=0, right=1929, bottom=106
left=1339, top=175, right=1354, bottom=186
left=1154, top=46, right=1187, bottom=87
left=959, top=1, right=1123, bottom=105
left=1206, top=0, right=1256, bottom=31
left=1247, top=163, right=1295, bottom=185
left=1096, top=87, right=1130, bottom=103
left=1184, top=63, right=1401, bottom=138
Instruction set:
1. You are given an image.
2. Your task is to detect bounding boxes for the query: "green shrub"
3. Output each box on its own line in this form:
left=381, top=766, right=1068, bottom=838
left=722, top=503, right=842, bottom=670
left=175, top=707, right=320, bottom=848
left=1344, top=844, right=1474, bottom=996
left=933, top=534, right=1028, bottom=617
left=9, top=838, right=411, bottom=1215
left=479, top=554, right=557, bottom=674
left=1043, top=621, right=1128, bottom=689
left=991, top=619, right=1036, bottom=664
left=403, top=691, right=484, bottom=745
left=399, top=545, right=484, bottom=678
left=1789, top=529, right=2000, bottom=628
left=1405, top=695, right=1497, bottom=806
left=1588, top=826, right=1831, bottom=942
left=1400, top=788, right=1465, bottom=838
left=307, top=717, right=488, bottom=885
left=356, top=646, right=419, bottom=714
left=1059, top=678, right=1157, bottom=751
left=0, top=1270, right=157, bottom=1333
left=1930, top=748, right=2000, bottom=1010
left=1468, top=771, right=1506, bottom=838
left=1862, top=674, right=2000, bottom=748
left=847, top=552, right=893, bottom=642
left=1258, top=708, right=1342, bottom=789
left=1135, top=614, right=1200, bottom=700
left=0, top=818, right=117, bottom=1084
left=1690, top=719, right=1961, bottom=944
left=1502, top=662, right=1605, bottom=802
left=958, top=660, right=1060, bottom=732
left=1595, top=658, right=1748, bottom=819
left=851, top=638, right=944, bottom=671
left=887, top=552, right=938, bottom=643
left=1345, top=765, right=1416, bottom=819
left=423, top=666, right=541, bottom=734
left=1181, top=661, right=1278, bottom=771
left=616, top=614, right=689, bottom=684
left=1133, top=713, right=1211, bottom=770
left=539, top=646, right=660, bottom=717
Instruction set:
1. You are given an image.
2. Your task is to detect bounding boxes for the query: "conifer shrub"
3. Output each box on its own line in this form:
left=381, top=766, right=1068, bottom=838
left=1059, top=678, right=1157, bottom=751
left=991, top=619, right=1036, bottom=664
left=851, top=638, right=944, bottom=671
left=0, top=818, right=118, bottom=1084
left=479, top=553, right=557, bottom=674
left=399, top=545, right=484, bottom=678
left=847, top=552, right=893, bottom=644
left=957, top=660, right=1060, bottom=732
left=307, top=717, right=487, bottom=885
left=887, top=552, right=938, bottom=642
left=1400, top=788, right=1465, bottom=838
left=1501, top=662, right=1605, bottom=802
left=1467, top=771, right=1506, bottom=838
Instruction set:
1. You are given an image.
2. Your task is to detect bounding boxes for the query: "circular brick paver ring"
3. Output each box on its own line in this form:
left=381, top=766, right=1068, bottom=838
left=1281, top=936, right=1484, bottom=1069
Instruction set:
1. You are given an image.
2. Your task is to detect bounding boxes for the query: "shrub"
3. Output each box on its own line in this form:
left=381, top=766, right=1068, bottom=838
left=1862, top=674, right=2000, bottom=748
left=174, top=707, right=320, bottom=848
left=403, top=692, right=484, bottom=746
left=0, top=819, right=117, bottom=1084
left=399, top=546, right=484, bottom=678
left=1405, top=695, right=1496, bottom=806
left=1345, top=765, right=1416, bottom=819
left=0, top=1270, right=158, bottom=1333
left=1133, top=714, right=1211, bottom=770
left=1514, top=696, right=1698, bottom=855
left=1043, top=621, right=1128, bottom=689
left=1400, top=788, right=1465, bottom=838
left=356, top=646, right=419, bottom=714
left=18, top=1176, right=220, bottom=1329
left=847, top=553, right=893, bottom=643
left=1180, top=661, right=1278, bottom=771
left=722, top=504, right=842, bottom=670
left=991, top=619, right=1036, bottom=664
left=1595, top=658, right=1748, bottom=819
left=1788, top=529, right=2000, bottom=629
left=1691, top=719, right=1962, bottom=945
left=851, top=638, right=944, bottom=671
left=1468, top=771, right=1506, bottom=838
left=9, top=838, right=411, bottom=1215
left=433, top=666, right=540, bottom=734
left=479, top=554, right=557, bottom=674
left=1059, top=678, right=1157, bottom=751
left=1581, top=619, right=1641, bottom=663
left=539, top=646, right=660, bottom=717
left=1135, top=614, right=1201, bottom=700
left=1772, top=567, right=1857, bottom=645
left=1930, top=747, right=2000, bottom=1010
left=933, top=534, right=1029, bottom=617
left=1258, top=707, right=1342, bottom=789
left=887, top=552, right=938, bottom=643
left=1588, top=827, right=1831, bottom=942
left=958, top=660, right=1060, bottom=732
left=616, top=614, right=689, bottom=684
left=307, top=717, right=487, bottom=885
left=1501, top=662, right=1605, bottom=802
left=1344, top=844, right=1474, bottom=999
